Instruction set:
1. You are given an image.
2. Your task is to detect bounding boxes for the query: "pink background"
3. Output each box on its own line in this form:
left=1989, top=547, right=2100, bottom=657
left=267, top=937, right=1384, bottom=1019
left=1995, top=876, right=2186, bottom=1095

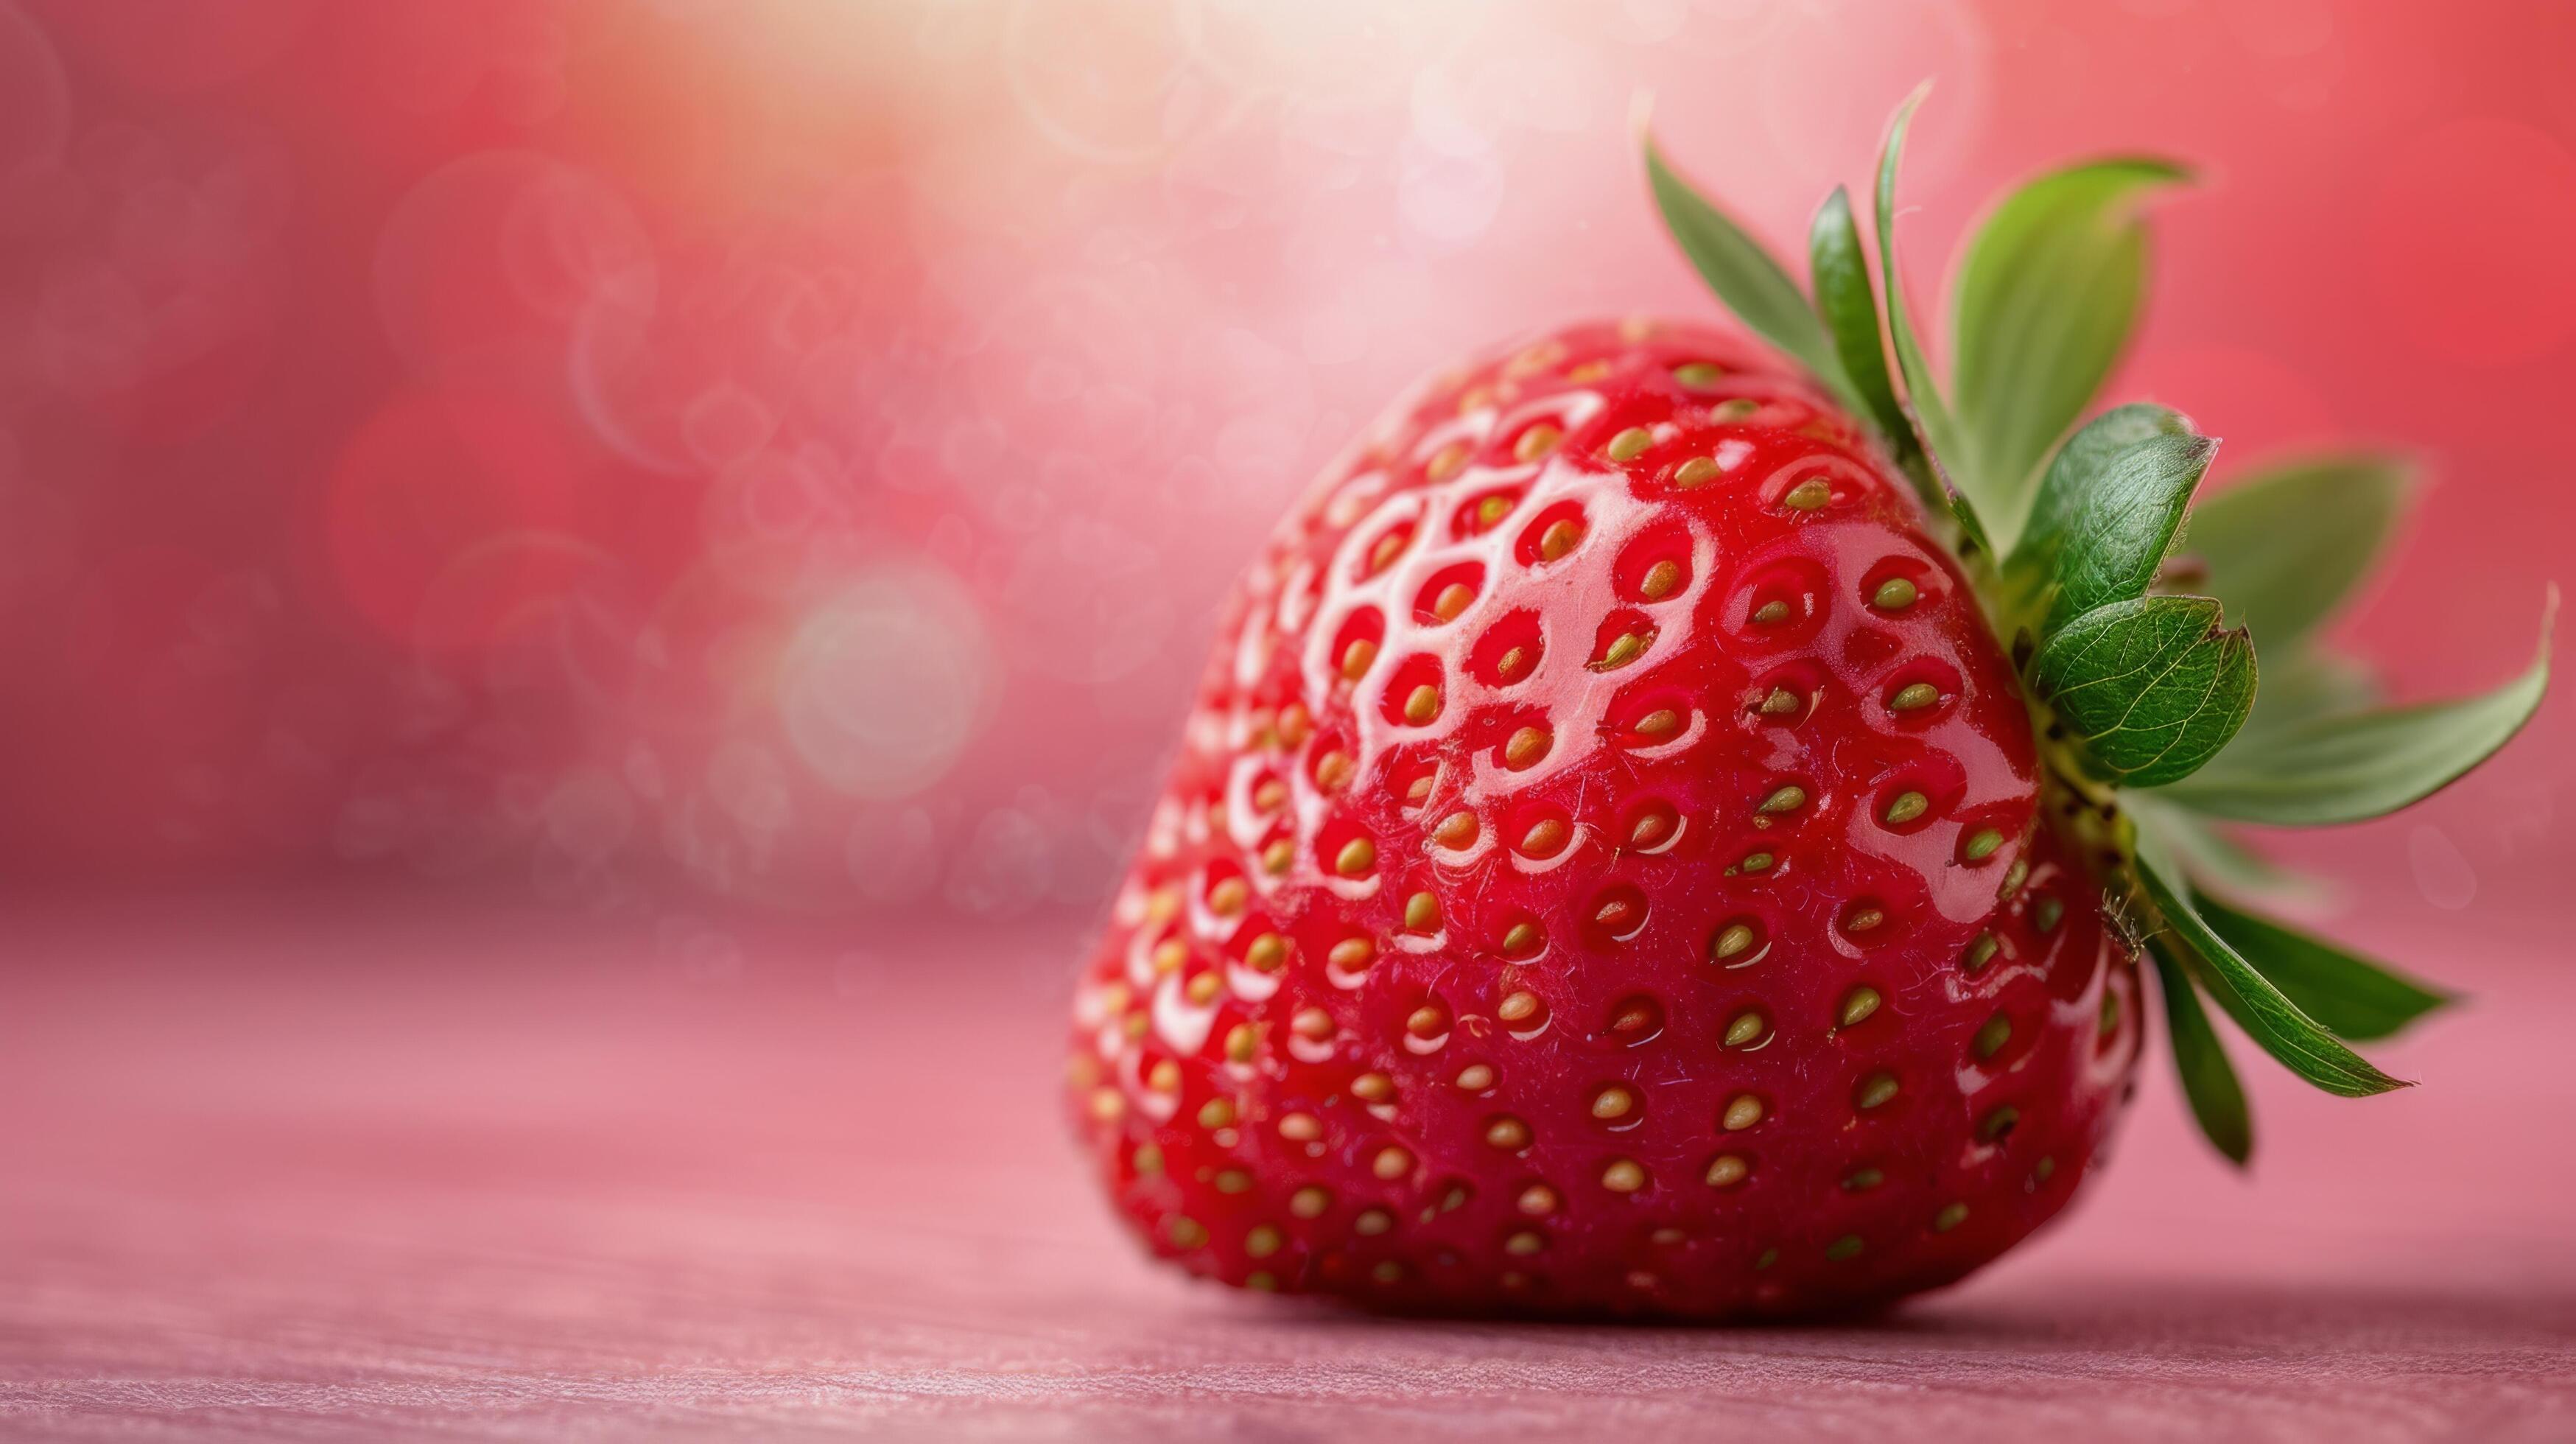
left=0, top=0, right=2568, bottom=934
left=1, top=0, right=2572, bottom=1434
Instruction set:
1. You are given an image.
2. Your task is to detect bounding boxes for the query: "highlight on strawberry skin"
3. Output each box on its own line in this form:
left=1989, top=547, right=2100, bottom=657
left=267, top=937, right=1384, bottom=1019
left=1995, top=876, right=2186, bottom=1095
left=1066, top=87, right=2550, bottom=1319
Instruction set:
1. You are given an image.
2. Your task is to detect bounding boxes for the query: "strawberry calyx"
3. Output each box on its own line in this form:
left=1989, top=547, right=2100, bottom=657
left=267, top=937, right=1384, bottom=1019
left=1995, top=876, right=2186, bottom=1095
left=1645, top=84, right=2555, bottom=1164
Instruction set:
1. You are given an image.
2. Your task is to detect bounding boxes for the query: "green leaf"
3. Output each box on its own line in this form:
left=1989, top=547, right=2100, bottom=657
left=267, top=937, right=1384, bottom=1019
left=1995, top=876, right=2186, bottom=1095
left=2150, top=939, right=2253, bottom=1165
left=2032, top=595, right=2256, bottom=787
left=1647, top=136, right=1849, bottom=393
left=1873, top=83, right=1987, bottom=551
left=2012, top=402, right=2190, bottom=572
left=1808, top=186, right=1919, bottom=474
left=2126, top=793, right=2321, bottom=906
left=2135, top=835, right=2410, bottom=1098
left=2186, top=454, right=2412, bottom=653
left=1951, top=158, right=2189, bottom=548
left=1942, top=472, right=1996, bottom=561
left=2194, top=889, right=2452, bottom=1042
left=2156, top=593, right=2555, bottom=825
left=2045, top=427, right=2215, bottom=631
left=2011, top=407, right=2216, bottom=632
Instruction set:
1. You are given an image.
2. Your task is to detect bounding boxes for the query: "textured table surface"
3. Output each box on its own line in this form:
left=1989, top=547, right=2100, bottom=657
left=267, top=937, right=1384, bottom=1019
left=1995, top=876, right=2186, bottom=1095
left=3, top=899, right=2572, bottom=1441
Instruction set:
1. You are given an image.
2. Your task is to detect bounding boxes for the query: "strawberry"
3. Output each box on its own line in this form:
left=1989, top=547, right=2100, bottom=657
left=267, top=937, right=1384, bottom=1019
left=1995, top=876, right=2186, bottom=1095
left=1067, top=88, right=2553, bottom=1318
left=1067, top=318, right=2131, bottom=1315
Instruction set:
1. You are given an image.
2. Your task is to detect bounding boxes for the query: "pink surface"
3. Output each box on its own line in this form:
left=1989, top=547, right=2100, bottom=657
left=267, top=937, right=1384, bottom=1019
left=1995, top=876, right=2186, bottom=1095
left=4, top=900, right=2572, bottom=1439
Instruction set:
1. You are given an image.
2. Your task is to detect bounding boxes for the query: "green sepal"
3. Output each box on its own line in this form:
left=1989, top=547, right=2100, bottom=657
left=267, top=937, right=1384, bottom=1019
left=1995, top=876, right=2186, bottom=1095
left=2125, top=793, right=2322, bottom=908
left=2157, top=591, right=2555, bottom=825
left=2010, top=405, right=2217, bottom=633
left=1871, top=84, right=1991, bottom=557
left=1644, top=85, right=2516, bottom=1165
left=2135, top=833, right=2410, bottom=1098
left=2186, top=454, right=2412, bottom=653
left=2045, top=424, right=2215, bottom=632
left=2149, top=939, right=2253, bottom=1166
left=1951, top=158, right=2190, bottom=550
left=2194, top=889, right=2453, bottom=1043
left=1940, top=465, right=1996, bottom=562
left=1646, top=136, right=1850, bottom=398
left=2011, top=403, right=2190, bottom=572
left=1807, top=184, right=1924, bottom=495
left=2032, top=595, right=2256, bottom=787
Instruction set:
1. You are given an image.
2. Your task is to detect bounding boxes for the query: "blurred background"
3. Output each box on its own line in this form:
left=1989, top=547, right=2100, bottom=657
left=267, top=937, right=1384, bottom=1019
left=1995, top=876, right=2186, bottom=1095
left=0, top=0, right=2569, bottom=947
left=4, top=1, right=2575, bottom=1425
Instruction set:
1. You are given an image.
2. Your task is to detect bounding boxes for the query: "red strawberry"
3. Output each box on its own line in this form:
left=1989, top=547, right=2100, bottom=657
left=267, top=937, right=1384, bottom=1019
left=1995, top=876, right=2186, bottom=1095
left=1069, top=92, right=2547, bottom=1318
left=1068, top=318, right=2137, bottom=1316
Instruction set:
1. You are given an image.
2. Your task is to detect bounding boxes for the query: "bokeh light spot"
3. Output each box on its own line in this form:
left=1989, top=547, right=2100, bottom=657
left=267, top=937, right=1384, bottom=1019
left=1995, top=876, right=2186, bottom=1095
left=779, top=561, right=994, bottom=800
left=2408, top=824, right=2478, bottom=911
left=376, top=150, right=653, bottom=382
